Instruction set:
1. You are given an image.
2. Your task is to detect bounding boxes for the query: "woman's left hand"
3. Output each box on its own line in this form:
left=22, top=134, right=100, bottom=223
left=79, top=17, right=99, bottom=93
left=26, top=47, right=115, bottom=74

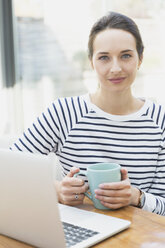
left=94, top=168, right=140, bottom=209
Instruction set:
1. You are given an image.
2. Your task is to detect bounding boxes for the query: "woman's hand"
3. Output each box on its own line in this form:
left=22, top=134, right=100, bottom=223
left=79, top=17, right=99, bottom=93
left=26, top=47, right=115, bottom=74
left=55, top=167, right=88, bottom=206
left=94, top=168, right=141, bottom=209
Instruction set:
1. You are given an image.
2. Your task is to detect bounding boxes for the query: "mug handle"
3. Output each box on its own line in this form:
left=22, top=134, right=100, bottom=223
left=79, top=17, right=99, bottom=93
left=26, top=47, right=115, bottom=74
left=74, top=171, right=92, bottom=200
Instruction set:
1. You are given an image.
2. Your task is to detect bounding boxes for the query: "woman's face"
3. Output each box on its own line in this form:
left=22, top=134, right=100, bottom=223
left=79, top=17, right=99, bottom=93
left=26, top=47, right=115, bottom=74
left=91, top=28, right=142, bottom=94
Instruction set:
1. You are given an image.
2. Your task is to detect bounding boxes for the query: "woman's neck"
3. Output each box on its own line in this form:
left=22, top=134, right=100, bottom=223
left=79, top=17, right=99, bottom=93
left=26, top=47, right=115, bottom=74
left=90, top=89, right=144, bottom=116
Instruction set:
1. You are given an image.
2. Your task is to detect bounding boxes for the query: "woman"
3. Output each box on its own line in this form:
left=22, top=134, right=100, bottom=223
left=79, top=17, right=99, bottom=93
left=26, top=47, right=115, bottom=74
left=11, top=12, right=165, bottom=216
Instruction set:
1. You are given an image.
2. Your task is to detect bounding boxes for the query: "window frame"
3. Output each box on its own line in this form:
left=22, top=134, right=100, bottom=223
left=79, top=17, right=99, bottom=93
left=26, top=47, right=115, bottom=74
left=0, top=0, right=16, bottom=88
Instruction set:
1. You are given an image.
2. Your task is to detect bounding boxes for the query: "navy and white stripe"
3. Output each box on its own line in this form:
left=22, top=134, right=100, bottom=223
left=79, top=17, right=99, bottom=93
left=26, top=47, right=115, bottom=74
left=10, top=94, right=165, bottom=216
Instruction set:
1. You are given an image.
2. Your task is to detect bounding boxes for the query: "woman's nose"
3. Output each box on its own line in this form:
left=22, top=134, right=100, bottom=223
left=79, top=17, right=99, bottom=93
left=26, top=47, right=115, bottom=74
left=110, top=60, right=122, bottom=73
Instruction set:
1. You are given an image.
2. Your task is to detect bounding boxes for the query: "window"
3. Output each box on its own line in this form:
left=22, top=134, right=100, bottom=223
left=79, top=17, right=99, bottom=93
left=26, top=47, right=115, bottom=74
left=1, top=0, right=165, bottom=136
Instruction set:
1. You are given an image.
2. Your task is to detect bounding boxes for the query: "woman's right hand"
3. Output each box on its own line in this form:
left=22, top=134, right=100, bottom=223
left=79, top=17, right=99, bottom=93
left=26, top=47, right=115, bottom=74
left=55, top=167, right=88, bottom=206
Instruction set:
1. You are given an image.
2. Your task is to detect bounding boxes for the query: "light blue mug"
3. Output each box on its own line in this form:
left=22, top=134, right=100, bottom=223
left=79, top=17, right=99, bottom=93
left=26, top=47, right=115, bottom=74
left=75, top=162, right=121, bottom=210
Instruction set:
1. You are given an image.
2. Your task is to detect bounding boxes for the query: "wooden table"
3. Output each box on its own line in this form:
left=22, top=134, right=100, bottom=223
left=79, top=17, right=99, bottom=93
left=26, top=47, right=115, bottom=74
left=80, top=198, right=165, bottom=248
left=0, top=198, right=165, bottom=248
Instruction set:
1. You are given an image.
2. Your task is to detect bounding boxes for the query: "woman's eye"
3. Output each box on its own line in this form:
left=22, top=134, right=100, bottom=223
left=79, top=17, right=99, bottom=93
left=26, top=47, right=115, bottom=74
left=98, top=56, right=109, bottom=61
left=121, top=54, right=132, bottom=59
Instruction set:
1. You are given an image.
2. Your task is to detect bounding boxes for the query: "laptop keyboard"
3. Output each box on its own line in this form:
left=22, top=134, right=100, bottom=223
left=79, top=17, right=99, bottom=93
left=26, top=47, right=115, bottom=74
left=62, top=222, right=99, bottom=247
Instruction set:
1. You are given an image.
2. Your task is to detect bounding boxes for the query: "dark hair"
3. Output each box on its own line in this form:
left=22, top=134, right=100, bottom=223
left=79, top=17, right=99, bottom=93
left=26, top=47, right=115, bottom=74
left=88, top=11, right=144, bottom=60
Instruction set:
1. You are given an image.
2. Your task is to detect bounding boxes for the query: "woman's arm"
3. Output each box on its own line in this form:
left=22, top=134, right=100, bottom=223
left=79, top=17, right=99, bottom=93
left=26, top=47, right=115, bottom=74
left=141, top=145, right=165, bottom=215
left=10, top=102, right=60, bottom=154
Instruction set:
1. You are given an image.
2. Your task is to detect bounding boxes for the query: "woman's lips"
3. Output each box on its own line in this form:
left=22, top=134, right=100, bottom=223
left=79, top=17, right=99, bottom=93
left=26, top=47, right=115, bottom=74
left=108, top=77, right=126, bottom=84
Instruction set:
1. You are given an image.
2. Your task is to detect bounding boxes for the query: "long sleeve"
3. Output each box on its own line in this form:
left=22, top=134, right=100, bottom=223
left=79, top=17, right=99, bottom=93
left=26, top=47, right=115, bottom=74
left=142, top=130, right=165, bottom=215
left=10, top=102, right=61, bottom=154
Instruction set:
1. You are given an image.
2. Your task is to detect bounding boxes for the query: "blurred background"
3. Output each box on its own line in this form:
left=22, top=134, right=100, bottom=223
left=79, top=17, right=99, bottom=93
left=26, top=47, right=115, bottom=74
left=0, top=0, right=165, bottom=137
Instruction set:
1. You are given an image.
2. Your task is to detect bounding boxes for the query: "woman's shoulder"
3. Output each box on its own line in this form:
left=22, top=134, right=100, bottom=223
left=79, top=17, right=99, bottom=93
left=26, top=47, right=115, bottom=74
left=47, top=94, right=89, bottom=116
left=147, top=98, right=165, bottom=113
left=146, top=98, right=165, bottom=129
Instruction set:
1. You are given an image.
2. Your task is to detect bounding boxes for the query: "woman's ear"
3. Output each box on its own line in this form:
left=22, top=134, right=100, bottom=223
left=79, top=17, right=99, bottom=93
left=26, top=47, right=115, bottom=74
left=138, top=54, right=143, bottom=69
left=90, top=59, right=94, bottom=69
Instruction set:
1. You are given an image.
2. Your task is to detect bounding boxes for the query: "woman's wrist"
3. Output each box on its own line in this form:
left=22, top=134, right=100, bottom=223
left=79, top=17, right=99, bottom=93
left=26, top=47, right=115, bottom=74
left=131, top=187, right=141, bottom=207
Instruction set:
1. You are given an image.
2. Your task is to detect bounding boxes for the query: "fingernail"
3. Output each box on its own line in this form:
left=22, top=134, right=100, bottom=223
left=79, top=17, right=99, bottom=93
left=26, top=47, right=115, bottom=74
left=99, top=184, right=104, bottom=188
left=95, top=189, right=101, bottom=194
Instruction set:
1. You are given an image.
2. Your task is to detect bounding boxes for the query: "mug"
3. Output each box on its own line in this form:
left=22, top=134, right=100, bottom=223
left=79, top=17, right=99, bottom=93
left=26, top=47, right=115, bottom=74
left=75, top=162, right=121, bottom=210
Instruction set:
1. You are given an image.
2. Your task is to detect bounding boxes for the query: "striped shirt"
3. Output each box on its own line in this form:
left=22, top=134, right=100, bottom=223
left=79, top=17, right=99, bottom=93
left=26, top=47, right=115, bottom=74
left=10, top=94, right=165, bottom=216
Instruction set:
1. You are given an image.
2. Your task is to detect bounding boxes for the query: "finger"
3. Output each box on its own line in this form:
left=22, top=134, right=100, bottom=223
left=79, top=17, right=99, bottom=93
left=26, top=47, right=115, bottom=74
left=95, top=195, right=129, bottom=205
left=99, top=181, right=125, bottom=190
left=121, top=168, right=128, bottom=181
left=62, top=193, right=85, bottom=206
left=69, top=193, right=85, bottom=201
left=61, top=185, right=87, bottom=196
left=72, top=184, right=88, bottom=194
left=99, top=177, right=131, bottom=190
left=95, top=188, right=128, bottom=197
left=67, top=167, right=80, bottom=177
left=63, top=176, right=84, bottom=187
left=62, top=182, right=88, bottom=196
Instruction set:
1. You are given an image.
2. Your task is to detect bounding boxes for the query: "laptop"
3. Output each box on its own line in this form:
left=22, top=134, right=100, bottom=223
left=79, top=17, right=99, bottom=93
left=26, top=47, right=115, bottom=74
left=0, top=149, right=131, bottom=248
